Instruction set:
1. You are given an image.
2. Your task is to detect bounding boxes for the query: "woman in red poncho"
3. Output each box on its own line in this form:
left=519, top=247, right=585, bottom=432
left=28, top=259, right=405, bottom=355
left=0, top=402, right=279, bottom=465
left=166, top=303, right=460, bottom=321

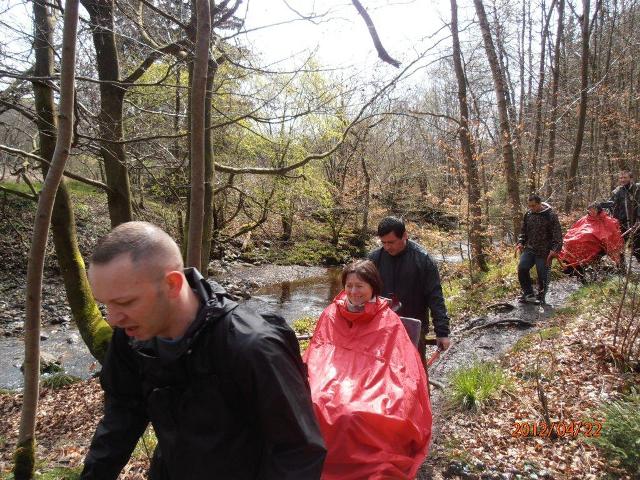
left=558, top=202, right=624, bottom=279
left=304, top=259, right=432, bottom=480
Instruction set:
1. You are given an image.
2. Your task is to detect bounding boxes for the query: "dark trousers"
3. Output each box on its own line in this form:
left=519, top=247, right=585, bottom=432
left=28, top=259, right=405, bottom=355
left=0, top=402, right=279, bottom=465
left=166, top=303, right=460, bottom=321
left=518, top=249, right=549, bottom=296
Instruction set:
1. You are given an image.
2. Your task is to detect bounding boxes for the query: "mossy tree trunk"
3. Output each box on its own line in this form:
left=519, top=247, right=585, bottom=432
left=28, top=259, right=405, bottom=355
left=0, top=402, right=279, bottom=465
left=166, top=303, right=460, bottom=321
left=15, top=0, right=81, bottom=476
left=31, top=0, right=111, bottom=364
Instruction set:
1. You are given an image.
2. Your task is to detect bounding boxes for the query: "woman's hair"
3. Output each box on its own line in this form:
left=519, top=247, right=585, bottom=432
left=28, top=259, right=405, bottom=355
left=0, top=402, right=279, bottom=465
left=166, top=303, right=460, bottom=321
left=341, top=259, right=383, bottom=297
left=587, top=201, right=603, bottom=214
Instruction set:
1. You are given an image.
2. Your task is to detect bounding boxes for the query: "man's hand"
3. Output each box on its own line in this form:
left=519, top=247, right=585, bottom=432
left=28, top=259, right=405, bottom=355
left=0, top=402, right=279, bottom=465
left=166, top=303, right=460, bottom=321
left=515, top=243, right=524, bottom=255
left=436, top=337, right=450, bottom=351
left=546, top=251, right=557, bottom=266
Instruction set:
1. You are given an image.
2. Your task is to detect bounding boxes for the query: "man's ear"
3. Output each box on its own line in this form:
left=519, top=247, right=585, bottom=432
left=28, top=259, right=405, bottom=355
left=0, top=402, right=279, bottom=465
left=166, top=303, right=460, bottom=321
left=402, top=231, right=409, bottom=241
left=165, top=271, right=184, bottom=298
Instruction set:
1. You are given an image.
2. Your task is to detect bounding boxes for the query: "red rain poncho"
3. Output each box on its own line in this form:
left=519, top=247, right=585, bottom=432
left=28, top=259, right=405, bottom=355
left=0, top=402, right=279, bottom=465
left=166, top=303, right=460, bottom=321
left=303, top=292, right=432, bottom=480
left=558, top=211, right=623, bottom=267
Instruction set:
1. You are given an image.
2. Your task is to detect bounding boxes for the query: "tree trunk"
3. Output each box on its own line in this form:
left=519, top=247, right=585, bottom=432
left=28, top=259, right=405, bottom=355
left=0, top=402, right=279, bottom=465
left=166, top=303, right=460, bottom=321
left=15, top=0, right=79, bottom=476
left=474, top=0, right=522, bottom=238
left=451, top=0, right=488, bottom=272
left=360, top=155, right=371, bottom=242
left=529, top=0, right=555, bottom=193
left=81, top=0, right=133, bottom=227
left=31, top=0, right=111, bottom=367
left=186, top=0, right=211, bottom=270
left=201, top=62, right=217, bottom=269
left=544, top=0, right=564, bottom=198
left=565, top=0, right=591, bottom=212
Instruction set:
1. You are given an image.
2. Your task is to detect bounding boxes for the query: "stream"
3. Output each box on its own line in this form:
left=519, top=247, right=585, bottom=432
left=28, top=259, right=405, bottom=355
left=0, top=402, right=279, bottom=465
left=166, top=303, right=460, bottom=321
left=0, top=243, right=550, bottom=391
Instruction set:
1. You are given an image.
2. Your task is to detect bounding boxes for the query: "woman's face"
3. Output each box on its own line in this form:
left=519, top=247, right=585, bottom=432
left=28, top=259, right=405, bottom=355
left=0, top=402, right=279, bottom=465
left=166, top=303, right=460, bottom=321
left=588, top=207, right=597, bottom=217
left=344, top=273, right=374, bottom=306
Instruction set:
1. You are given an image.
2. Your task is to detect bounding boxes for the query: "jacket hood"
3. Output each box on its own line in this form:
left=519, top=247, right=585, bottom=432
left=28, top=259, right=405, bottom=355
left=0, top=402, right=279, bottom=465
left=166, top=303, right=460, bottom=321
left=532, top=202, right=552, bottom=214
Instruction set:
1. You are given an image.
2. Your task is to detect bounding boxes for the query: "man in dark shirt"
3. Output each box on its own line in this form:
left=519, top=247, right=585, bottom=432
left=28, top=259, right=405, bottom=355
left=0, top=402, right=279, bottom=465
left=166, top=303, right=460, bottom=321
left=369, top=216, right=451, bottom=361
left=516, top=194, right=563, bottom=304
left=610, top=169, right=640, bottom=263
left=81, top=221, right=325, bottom=479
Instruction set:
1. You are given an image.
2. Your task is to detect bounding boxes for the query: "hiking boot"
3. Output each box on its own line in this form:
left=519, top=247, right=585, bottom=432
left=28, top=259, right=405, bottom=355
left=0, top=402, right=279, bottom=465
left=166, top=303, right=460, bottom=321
left=518, top=294, right=540, bottom=304
left=536, top=291, right=546, bottom=304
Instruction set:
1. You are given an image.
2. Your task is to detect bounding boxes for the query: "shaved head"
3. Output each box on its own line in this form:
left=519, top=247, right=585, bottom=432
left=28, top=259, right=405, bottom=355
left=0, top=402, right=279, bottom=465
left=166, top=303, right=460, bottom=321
left=91, top=221, right=183, bottom=275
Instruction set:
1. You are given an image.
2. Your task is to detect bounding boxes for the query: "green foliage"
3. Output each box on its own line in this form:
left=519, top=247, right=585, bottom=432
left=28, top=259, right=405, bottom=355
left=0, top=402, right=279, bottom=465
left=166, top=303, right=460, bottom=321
left=538, top=326, right=561, bottom=340
left=512, top=327, right=562, bottom=353
left=291, top=316, right=318, bottom=351
left=512, top=335, right=535, bottom=353
left=444, top=254, right=520, bottom=319
left=291, top=316, right=317, bottom=336
left=133, top=426, right=158, bottom=460
left=0, top=180, right=98, bottom=198
left=589, top=390, right=640, bottom=476
left=279, top=239, right=352, bottom=266
left=449, top=362, right=508, bottom=411
left=2, top=466, right=81, bottom=480
left=40, top=372, right=81, bottom=389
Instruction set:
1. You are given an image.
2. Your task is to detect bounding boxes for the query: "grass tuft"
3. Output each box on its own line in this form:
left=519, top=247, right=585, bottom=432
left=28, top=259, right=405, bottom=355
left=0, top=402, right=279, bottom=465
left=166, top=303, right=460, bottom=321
left=449, top=361, right=508, bottom=411
left=41, top=372, right=81, bottom=389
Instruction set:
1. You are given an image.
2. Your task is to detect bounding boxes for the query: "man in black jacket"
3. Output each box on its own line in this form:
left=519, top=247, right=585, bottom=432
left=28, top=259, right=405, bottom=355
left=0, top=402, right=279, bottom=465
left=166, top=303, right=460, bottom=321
left=81, top=221, right=326, bottom=479
left=369, top=216, right=450, bottom=362
left=516, top=194, right=563, bottom=304
left=610, top=169, right=640, bottom=263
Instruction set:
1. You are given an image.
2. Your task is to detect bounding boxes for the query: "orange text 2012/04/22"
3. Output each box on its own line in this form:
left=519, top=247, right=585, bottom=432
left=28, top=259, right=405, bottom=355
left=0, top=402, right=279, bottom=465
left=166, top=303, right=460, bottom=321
left=511, top=421, right=603, bottom=438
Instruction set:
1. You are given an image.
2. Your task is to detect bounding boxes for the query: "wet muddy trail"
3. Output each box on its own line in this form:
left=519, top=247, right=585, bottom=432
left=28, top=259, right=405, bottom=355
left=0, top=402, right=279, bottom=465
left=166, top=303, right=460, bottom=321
left=416, top=277, right=582, bottom=479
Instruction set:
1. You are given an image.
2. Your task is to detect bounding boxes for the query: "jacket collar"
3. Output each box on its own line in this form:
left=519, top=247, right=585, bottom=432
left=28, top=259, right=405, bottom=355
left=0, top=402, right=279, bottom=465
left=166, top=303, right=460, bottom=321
left=131, top=268, right=238, bottom=360
left=334, top=291, right=389, bottom=324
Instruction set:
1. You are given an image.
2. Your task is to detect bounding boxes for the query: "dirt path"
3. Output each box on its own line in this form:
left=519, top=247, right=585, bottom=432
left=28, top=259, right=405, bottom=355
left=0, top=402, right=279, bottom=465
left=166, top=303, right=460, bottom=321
left=417, top=277, right=582, bottom=479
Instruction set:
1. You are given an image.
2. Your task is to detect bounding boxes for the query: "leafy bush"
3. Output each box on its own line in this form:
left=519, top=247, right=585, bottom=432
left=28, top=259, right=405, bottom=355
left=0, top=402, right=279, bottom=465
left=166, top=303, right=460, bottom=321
left=291, top=316, right=318, bottom=352
left=589, top=390, right=640, bottom=476
left=449, top=362, right=508, bottom=411
left=291, top=316, right=317, bottom=336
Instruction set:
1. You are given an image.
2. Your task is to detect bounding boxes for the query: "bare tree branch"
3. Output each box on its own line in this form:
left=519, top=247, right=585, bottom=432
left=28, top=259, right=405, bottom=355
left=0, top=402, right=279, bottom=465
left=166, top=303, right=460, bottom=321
left=351, top=0, right=401, bottom=68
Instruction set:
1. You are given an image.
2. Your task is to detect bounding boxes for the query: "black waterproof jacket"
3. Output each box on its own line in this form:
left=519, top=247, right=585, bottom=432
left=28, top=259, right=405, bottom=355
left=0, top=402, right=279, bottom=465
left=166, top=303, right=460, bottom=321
left=610, top=182, right=640, bottom=229
left=517, top=202, right=563, bottom=257
left=81, top=268, right=326, bottom=480
left=368, top=240, right=450, bottom=338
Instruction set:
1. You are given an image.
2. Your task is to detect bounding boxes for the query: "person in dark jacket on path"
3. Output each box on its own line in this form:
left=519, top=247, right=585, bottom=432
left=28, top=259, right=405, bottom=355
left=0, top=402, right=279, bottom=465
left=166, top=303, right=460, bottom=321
left=368, top=216, right=450, bottom=362
left=516, top=194, right=563, bottom=304
left=81, top=221, right=326, bottom=480
left=610, top=169, right=640, bottom=263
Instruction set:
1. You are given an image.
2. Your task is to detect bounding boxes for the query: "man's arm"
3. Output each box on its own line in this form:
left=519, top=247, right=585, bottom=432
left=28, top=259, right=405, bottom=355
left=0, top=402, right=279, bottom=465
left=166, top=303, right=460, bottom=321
left=234, top=323, right=326, bottom=480
left=420, top=255, right=450, bottom=340
left=81, top=331, right=148, bottom=480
